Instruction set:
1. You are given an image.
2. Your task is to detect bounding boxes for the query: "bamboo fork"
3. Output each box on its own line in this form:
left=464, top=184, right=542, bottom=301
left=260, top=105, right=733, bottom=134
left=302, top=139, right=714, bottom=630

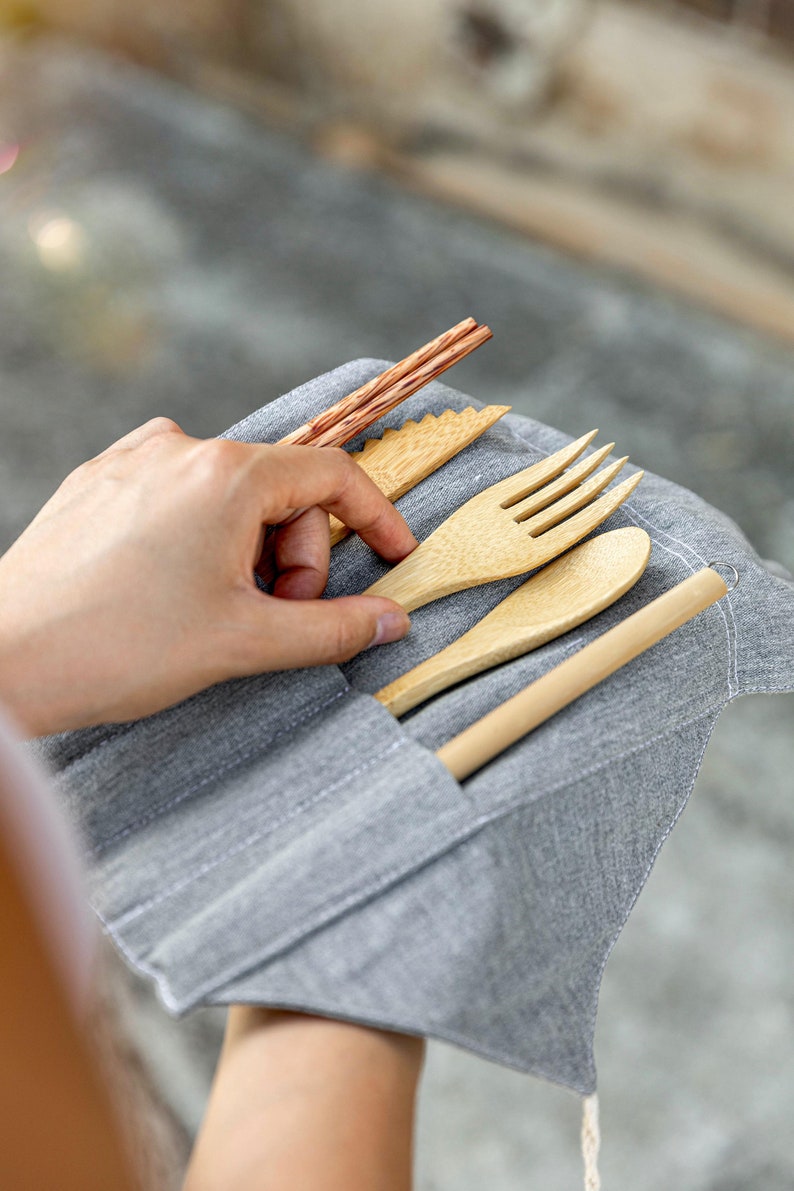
left=436, top=566, right=731, bottom=781
left=364, top=433, right=644, bottom=612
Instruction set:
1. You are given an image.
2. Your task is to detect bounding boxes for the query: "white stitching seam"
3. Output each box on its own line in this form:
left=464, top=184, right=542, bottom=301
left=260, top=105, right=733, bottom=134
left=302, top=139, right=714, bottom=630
left=620, top=502, right=739, bottom=698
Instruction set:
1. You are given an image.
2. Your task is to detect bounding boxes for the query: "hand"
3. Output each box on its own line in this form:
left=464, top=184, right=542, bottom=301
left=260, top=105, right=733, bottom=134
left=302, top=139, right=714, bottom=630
left=0, top=418, right=417, bottom=736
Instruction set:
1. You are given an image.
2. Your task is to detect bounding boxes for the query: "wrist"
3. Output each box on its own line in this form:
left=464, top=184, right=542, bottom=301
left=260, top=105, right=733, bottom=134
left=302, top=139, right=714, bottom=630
left=0, top=625, right=83, bottom=738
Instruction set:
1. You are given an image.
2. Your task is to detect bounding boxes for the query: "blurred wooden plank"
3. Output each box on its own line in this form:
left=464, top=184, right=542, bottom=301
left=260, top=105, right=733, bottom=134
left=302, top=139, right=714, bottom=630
left=159, top=1, right=794, bottom=346
left=389, top=148, right=794, bottom=346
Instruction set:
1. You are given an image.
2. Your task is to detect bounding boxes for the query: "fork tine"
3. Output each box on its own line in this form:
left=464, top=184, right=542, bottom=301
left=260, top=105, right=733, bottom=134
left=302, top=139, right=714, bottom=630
left=522, top=456, right=628, bottom=536
left=492, top=430, right=598, bottom=509
left=531, top=471, right=644, bottom=558
left=510, top=441, right=616, bottom=523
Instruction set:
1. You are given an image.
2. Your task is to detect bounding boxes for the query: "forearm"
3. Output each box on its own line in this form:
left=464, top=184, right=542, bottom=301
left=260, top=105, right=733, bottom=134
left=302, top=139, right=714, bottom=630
left=183, top=1007, right=425, bottom=1191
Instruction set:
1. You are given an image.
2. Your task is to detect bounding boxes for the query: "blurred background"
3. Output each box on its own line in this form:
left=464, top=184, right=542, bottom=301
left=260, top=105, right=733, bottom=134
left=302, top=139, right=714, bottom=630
left=1, top=2, right=792, bottom=1188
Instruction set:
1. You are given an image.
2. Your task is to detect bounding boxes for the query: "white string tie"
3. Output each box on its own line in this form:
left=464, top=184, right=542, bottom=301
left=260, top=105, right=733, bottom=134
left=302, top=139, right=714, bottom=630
left=581, top=1092, right=601, bottom=1190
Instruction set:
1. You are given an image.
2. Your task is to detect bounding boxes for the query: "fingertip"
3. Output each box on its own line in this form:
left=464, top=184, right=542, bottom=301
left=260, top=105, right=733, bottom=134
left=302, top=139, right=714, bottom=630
left=368, top=607, right=411, bottom=647
left=391, top=527, right=420, bottom=556
left=374, top=524, right=420, bottom=566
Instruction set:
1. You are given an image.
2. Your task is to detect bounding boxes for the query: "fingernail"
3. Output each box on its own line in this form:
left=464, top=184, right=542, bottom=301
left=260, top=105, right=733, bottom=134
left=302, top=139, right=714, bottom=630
left=371, top=611, right=410, bottom=647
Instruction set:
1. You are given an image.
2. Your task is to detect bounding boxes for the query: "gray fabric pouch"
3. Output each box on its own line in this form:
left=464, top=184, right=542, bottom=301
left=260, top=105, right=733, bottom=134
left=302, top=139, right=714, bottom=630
left=33, top=360, right=794, bottom=1095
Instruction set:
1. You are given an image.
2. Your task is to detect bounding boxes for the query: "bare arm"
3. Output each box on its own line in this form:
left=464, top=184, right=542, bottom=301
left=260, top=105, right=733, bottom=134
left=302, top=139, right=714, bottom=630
left=184, top=1007, right=425, bottom=1191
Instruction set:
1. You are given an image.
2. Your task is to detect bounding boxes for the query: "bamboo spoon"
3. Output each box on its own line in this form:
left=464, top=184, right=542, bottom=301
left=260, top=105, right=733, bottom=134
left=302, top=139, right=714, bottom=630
left=375, top=527, right=651, bottom=716
left=436, top=565, right=731, bottom=781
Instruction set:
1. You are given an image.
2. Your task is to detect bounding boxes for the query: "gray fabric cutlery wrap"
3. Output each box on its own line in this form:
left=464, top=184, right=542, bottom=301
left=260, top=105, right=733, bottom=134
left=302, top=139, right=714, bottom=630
left=33, top=360, right=794, bottom=1095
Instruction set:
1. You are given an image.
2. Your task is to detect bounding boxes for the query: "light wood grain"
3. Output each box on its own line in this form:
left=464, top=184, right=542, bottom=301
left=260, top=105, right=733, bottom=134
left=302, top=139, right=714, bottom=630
left=376, top=527, right=651, bottom=716
left=328, top=405, right=510, bottom=546
left=436, top=566, right=729, bottom=781
left=363, top=434, right=643, bottom=612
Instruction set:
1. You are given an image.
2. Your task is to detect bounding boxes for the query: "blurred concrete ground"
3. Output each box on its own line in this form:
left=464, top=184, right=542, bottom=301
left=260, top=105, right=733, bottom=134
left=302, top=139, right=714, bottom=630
left=1, top=35, right=792, bottom=1191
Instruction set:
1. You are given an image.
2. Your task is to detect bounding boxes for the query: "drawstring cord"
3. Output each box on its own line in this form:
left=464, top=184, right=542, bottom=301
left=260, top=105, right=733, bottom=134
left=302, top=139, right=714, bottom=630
left=581, top=1093, right=601, bottom=1190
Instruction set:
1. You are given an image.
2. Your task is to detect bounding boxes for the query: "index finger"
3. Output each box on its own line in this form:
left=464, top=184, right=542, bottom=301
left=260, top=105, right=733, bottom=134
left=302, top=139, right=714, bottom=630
left=248, top=444, right=418, bottom=564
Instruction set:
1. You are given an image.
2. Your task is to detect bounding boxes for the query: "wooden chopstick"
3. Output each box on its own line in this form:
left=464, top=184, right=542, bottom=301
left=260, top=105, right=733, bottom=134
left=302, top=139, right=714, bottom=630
left=278, top=318, right=492, bottom=448
left=257, top=319, right=492, bottom=586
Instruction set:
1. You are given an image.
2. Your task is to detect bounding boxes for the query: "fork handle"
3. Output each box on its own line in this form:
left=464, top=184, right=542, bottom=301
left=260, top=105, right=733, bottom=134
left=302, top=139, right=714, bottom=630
left=363, top=540, right=476, bottom=613
left=435, top=567, right=729, bottom=781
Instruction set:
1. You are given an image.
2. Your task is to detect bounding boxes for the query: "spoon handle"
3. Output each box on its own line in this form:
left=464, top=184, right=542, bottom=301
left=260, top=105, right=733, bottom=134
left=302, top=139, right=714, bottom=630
left=376, top=617, right=555, bottom=717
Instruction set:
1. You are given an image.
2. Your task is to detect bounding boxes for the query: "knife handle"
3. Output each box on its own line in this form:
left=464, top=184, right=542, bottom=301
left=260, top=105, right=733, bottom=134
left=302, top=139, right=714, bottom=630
left=435, top=567, right=729, bottom=782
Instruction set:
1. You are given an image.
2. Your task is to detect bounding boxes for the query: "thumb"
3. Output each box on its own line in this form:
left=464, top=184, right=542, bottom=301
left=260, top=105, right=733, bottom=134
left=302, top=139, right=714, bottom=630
left=242, top=595, right=411, bottom=671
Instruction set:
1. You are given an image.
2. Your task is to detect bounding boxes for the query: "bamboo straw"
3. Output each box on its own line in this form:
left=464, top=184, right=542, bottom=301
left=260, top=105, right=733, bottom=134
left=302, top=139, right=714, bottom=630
left=278, top=318, right=491, bottom=448
left=436, top=566, right=729, bottom=781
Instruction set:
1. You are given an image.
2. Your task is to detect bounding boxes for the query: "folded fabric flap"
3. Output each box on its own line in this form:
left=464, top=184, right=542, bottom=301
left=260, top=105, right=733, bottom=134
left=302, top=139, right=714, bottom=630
left=729, top=564, right=794, bottom=693
left=119, top=702, right=476, bottom=1009
left=35, top=359, right=794, bottom=1096
left=56, top=666, right=474, bottom=990
left=208, top=710, right=722, bottom=1094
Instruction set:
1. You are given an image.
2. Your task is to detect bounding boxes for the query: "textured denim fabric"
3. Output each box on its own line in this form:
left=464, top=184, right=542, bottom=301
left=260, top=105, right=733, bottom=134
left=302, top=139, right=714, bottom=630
left=33, top=361, right=794, bottom=1094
